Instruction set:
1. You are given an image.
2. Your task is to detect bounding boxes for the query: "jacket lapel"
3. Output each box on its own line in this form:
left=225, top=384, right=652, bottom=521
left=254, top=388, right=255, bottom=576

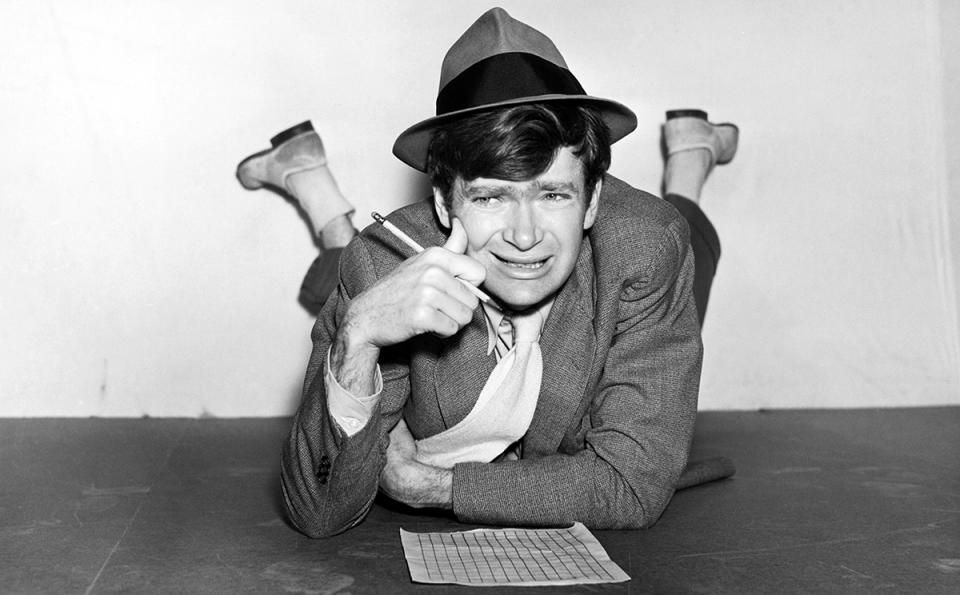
left=523, top=238, right=597, bottom=455
left=432, top=306, right=497, bottom=429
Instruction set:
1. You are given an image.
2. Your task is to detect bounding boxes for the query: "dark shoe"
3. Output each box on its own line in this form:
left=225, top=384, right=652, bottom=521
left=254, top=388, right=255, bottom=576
left=236, top=121, right=328, bottom=191
left=664, top=109, right=738, bottom=165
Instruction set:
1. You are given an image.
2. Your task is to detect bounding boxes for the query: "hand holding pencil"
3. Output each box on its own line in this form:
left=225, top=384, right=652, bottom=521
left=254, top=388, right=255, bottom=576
left=372, top=212, right=498, bottom=309
left=335, top=212, right=489, bottom=351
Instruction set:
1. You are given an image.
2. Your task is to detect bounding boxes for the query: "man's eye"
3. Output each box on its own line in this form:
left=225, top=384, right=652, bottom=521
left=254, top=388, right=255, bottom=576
left=471, top=195, right=500, bottom=205
left=544, top=193, right=568, bottom=201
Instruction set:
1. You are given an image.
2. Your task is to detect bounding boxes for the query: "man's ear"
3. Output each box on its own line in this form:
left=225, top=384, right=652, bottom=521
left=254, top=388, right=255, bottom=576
left=432, top=187, right=451, bottom=229
left=583, top=178, right=602, bottom=230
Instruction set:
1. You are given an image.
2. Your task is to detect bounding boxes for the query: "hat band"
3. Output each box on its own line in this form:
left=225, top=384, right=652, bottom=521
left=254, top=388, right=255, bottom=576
left=436, top=52, right=586, bottom=116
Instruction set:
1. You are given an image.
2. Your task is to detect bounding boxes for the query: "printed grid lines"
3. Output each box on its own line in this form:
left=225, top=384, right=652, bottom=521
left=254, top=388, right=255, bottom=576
left=414, top=526, right=618, bottom=584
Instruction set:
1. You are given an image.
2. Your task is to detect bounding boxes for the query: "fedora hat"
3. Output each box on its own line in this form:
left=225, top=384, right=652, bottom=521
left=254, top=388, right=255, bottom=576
left=392, top=7, right=637, bottom=171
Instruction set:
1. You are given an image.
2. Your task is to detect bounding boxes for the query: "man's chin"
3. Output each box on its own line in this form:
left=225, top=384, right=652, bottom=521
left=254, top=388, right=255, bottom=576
left=486, top=285, right=556, bottom=313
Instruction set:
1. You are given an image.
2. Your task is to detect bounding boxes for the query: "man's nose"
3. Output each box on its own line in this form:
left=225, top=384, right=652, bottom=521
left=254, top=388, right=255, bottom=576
left=504, top=203, right=542, bottom=250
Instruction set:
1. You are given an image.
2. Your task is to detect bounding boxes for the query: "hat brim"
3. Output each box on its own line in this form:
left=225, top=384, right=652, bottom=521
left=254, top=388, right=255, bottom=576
left=392, top=94, right=638, bottom=172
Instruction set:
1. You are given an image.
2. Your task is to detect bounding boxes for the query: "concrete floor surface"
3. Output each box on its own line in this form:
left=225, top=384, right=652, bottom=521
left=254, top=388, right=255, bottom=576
left=1, top=408, right=958, bottom=593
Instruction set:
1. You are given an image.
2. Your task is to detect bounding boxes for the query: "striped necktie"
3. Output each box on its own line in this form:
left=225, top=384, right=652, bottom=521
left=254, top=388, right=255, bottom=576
left=495, top=316, right=514, bottom=362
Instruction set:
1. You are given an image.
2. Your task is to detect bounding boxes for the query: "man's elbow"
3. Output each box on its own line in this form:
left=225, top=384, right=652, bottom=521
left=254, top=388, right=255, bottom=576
left=289, top=516, right=353, bottom=539
left=287, top=511, right=338, bottom=539
left=280, top=471, right=357, bottom=539
left=613, top=504, right=666, bottom=530
left=585, top=478, right=675, bottom=530
left=626, top=486, right=675, bottom=530
left=585, top=503, right=659, bottom=531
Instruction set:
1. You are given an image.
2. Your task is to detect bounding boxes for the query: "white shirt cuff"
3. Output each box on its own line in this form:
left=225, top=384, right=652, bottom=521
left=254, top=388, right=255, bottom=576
left=325, top=346, right=383, bottom=436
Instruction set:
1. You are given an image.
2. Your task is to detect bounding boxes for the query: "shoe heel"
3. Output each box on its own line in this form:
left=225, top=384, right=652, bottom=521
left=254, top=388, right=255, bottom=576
left=666, top=109, right=708, bottom=121
left=270, top=120, right=315, bottom=147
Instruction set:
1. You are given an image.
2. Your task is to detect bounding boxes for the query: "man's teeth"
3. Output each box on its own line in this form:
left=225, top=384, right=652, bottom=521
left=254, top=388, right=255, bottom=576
left=499, top=256, right=546, bottom=268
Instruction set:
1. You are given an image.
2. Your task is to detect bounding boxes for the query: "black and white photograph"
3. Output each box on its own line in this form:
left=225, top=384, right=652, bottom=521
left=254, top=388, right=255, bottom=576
left=2, top=1, right=958, bottom=592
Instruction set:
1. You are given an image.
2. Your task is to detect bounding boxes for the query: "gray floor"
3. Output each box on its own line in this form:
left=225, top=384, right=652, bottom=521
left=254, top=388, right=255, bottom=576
left=1, top=408, right=958, bottom=593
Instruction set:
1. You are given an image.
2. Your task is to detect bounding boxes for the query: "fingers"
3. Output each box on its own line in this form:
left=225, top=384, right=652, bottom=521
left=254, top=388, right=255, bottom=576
left=428, top=265, right=481, bottom=310
left=406, top=247, right=482, bottom=337
left=418, top=249, right=485, bottom=290
left=406, top=280, right=477, bottom=337
left=442, top=217, right=468, bottom=254
left=350, top=255, right=480, bottom=347
left=348, top=219, right=486, bottom=347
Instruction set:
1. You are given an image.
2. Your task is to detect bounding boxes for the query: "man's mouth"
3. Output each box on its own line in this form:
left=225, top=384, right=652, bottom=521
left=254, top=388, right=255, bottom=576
left=494, top=254, right=550, bottom=269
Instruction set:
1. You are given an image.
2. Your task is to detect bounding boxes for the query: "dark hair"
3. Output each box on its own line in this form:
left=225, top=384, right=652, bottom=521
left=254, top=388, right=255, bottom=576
left=426, top=103, right=611, bottom=205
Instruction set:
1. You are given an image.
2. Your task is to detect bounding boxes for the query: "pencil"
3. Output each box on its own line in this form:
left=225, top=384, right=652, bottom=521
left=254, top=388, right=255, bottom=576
left=372, top=211, right=425, bottom=252
left=372, top=211, right=498, bottom=308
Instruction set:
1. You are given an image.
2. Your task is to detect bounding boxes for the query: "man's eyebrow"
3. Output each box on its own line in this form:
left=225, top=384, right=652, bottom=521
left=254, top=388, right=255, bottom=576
left=460, top=182, right=511, bottom=195
left=536, top=180, right=579, bottom=192
left=457, top=179, right=580, bottom=195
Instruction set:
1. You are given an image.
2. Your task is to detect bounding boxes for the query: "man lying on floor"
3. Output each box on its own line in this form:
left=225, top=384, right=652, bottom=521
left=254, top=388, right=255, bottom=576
left=240, top=8, right=737, bottom=537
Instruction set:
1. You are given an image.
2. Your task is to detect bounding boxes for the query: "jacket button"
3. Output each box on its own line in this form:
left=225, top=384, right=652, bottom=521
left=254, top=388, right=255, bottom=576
left=317, top=455, right=331, bottom=483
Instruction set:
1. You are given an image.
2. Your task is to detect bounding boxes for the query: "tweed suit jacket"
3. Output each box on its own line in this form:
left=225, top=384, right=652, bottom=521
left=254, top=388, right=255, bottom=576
left=281, top=175, right=703, bottom=538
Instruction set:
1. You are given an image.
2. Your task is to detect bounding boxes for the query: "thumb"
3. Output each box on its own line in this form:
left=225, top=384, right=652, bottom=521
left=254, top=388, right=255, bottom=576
left=442, top=217, right=469, bottom=254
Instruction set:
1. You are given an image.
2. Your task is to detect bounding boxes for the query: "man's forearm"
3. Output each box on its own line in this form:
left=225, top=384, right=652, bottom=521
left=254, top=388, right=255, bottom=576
left=451, top=450, right=668, bottom=529
left=412, top=463, right=453, bottom=509
left=380, top=419, right=454, bottom=509
left=381, top=459, right=453, bottom=510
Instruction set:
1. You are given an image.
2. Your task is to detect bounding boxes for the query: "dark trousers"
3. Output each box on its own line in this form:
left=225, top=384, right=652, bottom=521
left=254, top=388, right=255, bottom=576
left=299, top=195, right=721, bottom=323
left=664, top=194, right=720, bottom=326
left=299, top=247, right=342, bottom=314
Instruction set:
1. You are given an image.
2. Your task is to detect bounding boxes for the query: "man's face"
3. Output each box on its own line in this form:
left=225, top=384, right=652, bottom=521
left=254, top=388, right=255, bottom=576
left=434, top=147, right=601, bottom=311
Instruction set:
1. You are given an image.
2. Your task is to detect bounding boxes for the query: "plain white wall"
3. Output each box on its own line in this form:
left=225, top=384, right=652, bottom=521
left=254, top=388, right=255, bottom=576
left=943, top=0, right=960, bottom=373
left=1, top=0, right=958, bottom=416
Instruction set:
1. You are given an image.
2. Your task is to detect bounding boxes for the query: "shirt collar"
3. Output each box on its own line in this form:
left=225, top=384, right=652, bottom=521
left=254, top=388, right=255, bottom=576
left=481, top=298, right=555, bottom=355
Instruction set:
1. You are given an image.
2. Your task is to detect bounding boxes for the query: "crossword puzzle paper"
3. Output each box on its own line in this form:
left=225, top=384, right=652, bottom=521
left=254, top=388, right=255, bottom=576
left=400, top=522, right=630, bottom=586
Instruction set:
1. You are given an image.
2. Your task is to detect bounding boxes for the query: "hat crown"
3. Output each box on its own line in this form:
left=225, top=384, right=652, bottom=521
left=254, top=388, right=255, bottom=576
left=439, top=7, right=569, bottom=93
left=392, top=8, right=637, bottom=171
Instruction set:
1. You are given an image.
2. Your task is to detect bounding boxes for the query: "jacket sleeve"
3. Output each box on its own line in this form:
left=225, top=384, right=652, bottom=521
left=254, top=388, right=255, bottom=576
left=451, top=215, right=702, bottom=529
left=280, top=237, right=410, bottom=538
